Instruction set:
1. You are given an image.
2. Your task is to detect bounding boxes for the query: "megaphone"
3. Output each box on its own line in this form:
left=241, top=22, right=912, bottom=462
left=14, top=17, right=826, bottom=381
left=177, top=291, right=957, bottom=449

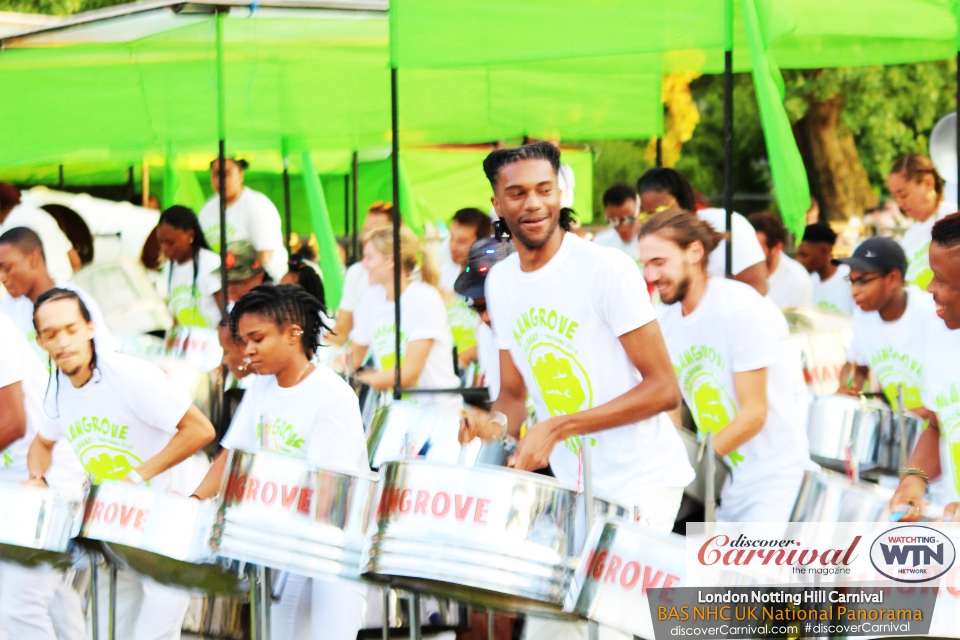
left=930, top=111, right=957, bottom=184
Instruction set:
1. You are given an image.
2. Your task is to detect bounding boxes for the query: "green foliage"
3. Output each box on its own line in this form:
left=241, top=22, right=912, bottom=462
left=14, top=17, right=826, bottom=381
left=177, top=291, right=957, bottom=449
left=0, top=0, right=127, bottom=15
left=590, top=140, right=653, bottom=217
left=783, top=62, right=956, bottom=190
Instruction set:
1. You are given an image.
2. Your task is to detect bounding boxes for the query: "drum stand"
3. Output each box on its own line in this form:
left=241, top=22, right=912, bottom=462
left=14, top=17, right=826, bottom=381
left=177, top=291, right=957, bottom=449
left=582, top=439, right=600, bottom=640
left=88, top=551, right=120, bottom=640
left=248, top=564, right=271, bottom=640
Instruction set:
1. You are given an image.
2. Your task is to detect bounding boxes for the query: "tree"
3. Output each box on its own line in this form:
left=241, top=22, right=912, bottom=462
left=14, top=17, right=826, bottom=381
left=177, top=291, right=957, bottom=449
left=0, top=0, right=126, bottom=14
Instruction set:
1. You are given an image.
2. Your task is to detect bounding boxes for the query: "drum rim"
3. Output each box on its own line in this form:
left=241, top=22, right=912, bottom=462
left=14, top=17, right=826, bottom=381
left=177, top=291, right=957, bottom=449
left=378, top=459, right=573, bottom=490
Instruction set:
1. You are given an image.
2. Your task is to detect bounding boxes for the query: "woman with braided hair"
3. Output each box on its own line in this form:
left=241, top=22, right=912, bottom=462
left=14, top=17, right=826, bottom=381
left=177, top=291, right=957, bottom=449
left=157, top=205, right=222, bottom=328
left=192, top=283, right=369, bottom=640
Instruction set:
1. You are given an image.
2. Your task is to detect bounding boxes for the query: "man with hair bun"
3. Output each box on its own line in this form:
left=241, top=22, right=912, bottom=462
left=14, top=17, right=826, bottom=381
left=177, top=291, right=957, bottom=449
left=639, top=209, right=811, bottom=522
left=890, top=213, right=960, bottom=522
left=795, top=222, right=854, bottom=315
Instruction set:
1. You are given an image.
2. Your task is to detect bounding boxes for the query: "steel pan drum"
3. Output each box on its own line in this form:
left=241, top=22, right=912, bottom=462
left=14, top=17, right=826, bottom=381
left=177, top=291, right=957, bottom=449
left=367, top=400, right=475, bottom=467
left=569, top=521, right=685, bottom=638
left=213, top=450, right=379, bottom=581
left=790, top=469, right=899, bottom=523
left=806, top=395, right=923, bottom=473
left=82, top=482, right=244, bottom=594
left=363, top=460, right=579, bottom=617
left=676, top=428, right=730, bottom=505
left=0, top=482, right=86, bottom=568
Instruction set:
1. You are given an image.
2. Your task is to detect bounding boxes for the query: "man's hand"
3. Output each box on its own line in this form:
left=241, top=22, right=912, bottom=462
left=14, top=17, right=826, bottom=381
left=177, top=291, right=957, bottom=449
left=20, top=478, right=47, bottom=489
left=944, top=502, right=960, bottom=523
left=889, top=475, right=928, bottom=522
left=836, top=384, right=859, bottom=397
left=508, top=417, right=562, bottom=471
left=458, top=408, right=503, bottom=444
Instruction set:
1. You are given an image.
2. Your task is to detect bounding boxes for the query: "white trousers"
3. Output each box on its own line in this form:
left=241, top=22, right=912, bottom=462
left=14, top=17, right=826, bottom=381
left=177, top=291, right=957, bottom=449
left=715, top=468, right=804, bottom=523
left=0, top=563, right=86, bottom=640
left=523, top=487, right=685, bottom=640
left=95, top=567, right=191, bottom=640
left=270, top=573, right=368, bottom=640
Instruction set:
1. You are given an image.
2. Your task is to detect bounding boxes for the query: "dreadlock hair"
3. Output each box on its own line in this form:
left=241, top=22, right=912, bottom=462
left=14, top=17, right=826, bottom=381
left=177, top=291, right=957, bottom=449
left=932, top=212, right=960, bottom=249
left=286, top=259, right=328, bottom=316
left=32, top=288, right=97, bottom=418
left=637, top=168, right=698, bottom=212
left=158, top=205, right=209, bottom=294
left=230, top=283, right=329, bottom=359
left=639, top=208, right=726, bottom=271
left=483, top=142, right=576, bottom=233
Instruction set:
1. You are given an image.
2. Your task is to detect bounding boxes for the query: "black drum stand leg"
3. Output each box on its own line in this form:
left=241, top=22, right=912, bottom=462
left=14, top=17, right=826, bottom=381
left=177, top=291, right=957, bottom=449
left=248, top=565, right=271, bottom=640
left=108, top=562, right=118, bottom=640
left=382, top=587, right=390, bottom=640
left=89, top=555, right=99, bottom=640
left=486, top=609, right=495, bottom=640
left=407, top=592, right=421, bottom=640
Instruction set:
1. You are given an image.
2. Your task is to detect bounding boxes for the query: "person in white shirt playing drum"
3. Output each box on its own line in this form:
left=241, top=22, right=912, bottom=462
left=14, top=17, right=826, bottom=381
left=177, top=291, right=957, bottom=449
left=637, top=168, right=769, bottom=295
left=25, top=288, right=216, bottom=640
left=638, top=209, right=811, bottom=522
left=747, top=211, right=813, bottom=310
left=156, top=205, right=222, bottom=329
left=192, top=283, right=370, bottom=640
left=199, top=157, right=288, bottom=281
left=835, top=237, right=936, bottom=419
left=794, top=223, right=854, bottom=315
left=593, top=184, right=641, bottom=262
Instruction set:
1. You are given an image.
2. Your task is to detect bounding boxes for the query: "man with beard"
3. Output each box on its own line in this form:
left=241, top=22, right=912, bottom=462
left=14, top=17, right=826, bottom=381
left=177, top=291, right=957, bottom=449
left=638, top=209, right=811, bottom=522
left=892, top=214, right=960, bottom=522
left=460, top=143, right=692, bottom=640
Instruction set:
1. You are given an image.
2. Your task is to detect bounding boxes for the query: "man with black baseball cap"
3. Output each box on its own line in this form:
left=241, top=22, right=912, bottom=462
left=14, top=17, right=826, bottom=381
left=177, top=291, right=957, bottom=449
left=835, top=237, right=936, bottom=421
left=454, top=237, right=515, bottom=401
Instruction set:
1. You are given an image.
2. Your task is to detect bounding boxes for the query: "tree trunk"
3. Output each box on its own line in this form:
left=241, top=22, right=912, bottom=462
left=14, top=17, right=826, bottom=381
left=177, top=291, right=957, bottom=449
left=793, top=96, right=877, bottom=222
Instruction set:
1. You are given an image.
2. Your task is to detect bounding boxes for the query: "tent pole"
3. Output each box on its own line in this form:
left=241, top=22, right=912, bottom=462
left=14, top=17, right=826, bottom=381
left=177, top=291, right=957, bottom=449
left=390, top=68, right=402, bottom=400
left=58, top=165, right=64, bottom=190
left=352, top=151, right=359, bottom=263
left=723, top=0, right=734, bottom=278
left=655, top=137, right=663, bottom=168
left=344, top=174, right=350, bottom=256
left=283, top=155, right=292, bottom=251
left=956, top=51, right=959, bottom=188
left=215, top=10, right=229, bottom=439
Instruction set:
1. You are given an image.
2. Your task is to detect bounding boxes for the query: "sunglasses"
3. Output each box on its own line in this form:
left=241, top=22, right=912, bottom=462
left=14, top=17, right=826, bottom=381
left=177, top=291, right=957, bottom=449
left=609, top=215, right=639, bottom=228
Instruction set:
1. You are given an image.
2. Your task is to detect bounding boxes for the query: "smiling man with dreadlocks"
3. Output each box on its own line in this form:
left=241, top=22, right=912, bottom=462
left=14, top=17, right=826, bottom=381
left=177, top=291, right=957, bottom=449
left=25, top=288, right=216, bottom=640
left=192, top=283, right=369, bottom=640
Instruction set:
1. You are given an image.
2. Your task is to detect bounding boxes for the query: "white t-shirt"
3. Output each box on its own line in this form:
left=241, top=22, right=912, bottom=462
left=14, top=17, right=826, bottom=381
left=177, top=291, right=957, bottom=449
left=592, top=228, right=640, bottom=262
left=485, top=232, right=694, bottom=501
left=0, top=313, right=46, bottom=474
left=338, top=262, right=369, bottom=314
left=767, top=253, right=813, bottom=310
left=440, top=263, right=480, bottom=355
left=221, top=364, right=368, bottom=474
left=921, top=317, right=960, bottom=497
left=351, top=281, right=461, bottom=410
left=696, top=208, right=767, bottom=278
left=37, top=351, right=192, bottom=492
left=657, top=277, right=808, bottom=493
left=812, top=264, right=854, bottom=316
left=161, top=248, right=222, bottom=329
left=0, top=205, right=75, bottom=283
left=476, top=321, right=500, bottom=402
left=900, top=200, right=957, bottom=290
left=847, top=288, right=935, bottom=411
left=198, top=187, right=287, bottom=282
left=1, top=281, right=116, bottom=369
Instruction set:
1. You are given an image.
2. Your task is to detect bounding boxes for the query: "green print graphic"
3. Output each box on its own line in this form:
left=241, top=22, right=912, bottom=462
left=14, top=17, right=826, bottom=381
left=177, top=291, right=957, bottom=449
left=529, top=345, right=591, bottom=417
left=169, top=285, right=211, bottom=328
left=86, top=451, right=141, bottom=483
left=816, top=301, right=842, bottom=314
left=66, top=415, right=143, bottom=484
left=203, top=223, right=238, bottom=253
left=373, top=325, right=408, bottom=372
left=447, top=298, right=478, bottom=352
left=675, top=346, right=744, bottom=465
left=906, top=245, right=933, bottom=290
left=2, top=449, right=12, bottom=468
left=256, top=418, right=306, bottom=458
left=869, top=347, right=923, bottom=412
left=935, top=383, right=960, bottom=495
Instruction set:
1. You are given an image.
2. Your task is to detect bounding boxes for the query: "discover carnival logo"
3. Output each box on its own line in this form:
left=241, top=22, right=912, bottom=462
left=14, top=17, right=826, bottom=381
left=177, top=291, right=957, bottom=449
left=869, top=525, right=956, bottom=583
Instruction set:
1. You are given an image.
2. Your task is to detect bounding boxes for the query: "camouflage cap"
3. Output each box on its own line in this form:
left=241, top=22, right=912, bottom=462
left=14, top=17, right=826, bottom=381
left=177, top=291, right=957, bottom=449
left=224, top=241, right=264, bottom=281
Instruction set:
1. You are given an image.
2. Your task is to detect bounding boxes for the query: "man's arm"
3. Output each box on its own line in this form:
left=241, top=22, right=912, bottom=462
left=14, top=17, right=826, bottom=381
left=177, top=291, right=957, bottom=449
left=192, top=449, right=230, bottom=500
left=25, top=435, right=57, bottom=486
left=734, top=262, right=769, bottom=296
left=713, top=368, right=767, bottom=456
left=68, top=248, right=82, bottom=273
left=890, top=418, right=940, bottom=522
left=0, top=382, right=27, bottom=454
left=358, top=339, right=433, bottom=391
left=326, top=310, right=354, bottom=347
left=460, top=350, right=528, bottom=443
left=508, top=320, right=681, bottom=471
left=127, top=405, right=215, bottom=483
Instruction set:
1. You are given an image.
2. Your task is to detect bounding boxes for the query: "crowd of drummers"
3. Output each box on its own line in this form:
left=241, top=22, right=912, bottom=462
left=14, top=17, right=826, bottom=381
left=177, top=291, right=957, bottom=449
left=2, top=142, right=960, bottom=639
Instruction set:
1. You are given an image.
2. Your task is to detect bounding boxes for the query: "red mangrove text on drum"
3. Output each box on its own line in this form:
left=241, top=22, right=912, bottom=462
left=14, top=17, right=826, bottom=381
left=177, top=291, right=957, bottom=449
left=85, top=499, right=149, bottom=532
left=585, top=548, right=681, bottom=593
left=698, top=534, right=861, bottom=567
left=225, top=473, right=313, bottom=514
left=379, top=487, right=490, bottom=524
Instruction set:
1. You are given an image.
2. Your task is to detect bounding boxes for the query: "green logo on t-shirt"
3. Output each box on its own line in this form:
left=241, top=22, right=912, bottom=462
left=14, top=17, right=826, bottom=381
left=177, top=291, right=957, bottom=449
left=906, top=244, right=933, bottom=290
left=255, top=418, right=306, bottom=458
left=372, top=324, right=407, bottom=371
left=868, top=347, right=923, bottom=411
left=203, top=223, right=238, bottom=253
left=169, top=284, right=211, bottom=328
left=446, top=297, right=477, bottom=352
left=933, top=383, right=960, bottom=495
left=674, top=346, right=744, bottom=465
left=66, top=416, right=142, bottom=483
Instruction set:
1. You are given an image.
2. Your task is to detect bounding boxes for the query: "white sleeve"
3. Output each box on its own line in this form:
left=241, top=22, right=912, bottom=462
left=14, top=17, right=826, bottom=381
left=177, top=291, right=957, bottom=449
left=220, top=387, right=257, bottom=452
left=846, top=312, right=869, bottom=367
left=593, top=250, right=655, bottom=336
left=122, top=359, right=192, bottom=433
left=731, top=213, right=767, bottom=275
left=197, top=250, right=222, bottom=296
left=304, top=385, right=367, bottom=472
left=349, top=292, right=374, bottom=347
left=728, top=294, right=778, bottom=372
left=33, top=211, right=73, bottom=261
left=484, top=269, right=512, bottom=351
left=0, top=329, right=24, bottom=389
left=244, top=193, right=284, bottom=253
left=338, top=264, right=365, bottom=313
left=406, top=286, right=450, bottom=343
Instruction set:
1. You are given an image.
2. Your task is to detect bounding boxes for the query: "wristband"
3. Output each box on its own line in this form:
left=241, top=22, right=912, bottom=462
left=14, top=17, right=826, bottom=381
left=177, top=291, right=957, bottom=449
left=899, top=467, right=929, bottom=487
left=126, top=470, right=145, bottom=485
left=491, top=411, right=509, bottom=441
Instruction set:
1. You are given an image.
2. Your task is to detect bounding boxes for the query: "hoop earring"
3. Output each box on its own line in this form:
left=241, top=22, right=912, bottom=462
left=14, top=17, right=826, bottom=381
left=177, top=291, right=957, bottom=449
left=291, top=326, right=304, bottom=337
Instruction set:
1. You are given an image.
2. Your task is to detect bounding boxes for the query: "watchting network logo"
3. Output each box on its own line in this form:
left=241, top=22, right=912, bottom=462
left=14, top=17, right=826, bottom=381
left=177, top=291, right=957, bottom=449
left=869, top=525, right=956, bottom=583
